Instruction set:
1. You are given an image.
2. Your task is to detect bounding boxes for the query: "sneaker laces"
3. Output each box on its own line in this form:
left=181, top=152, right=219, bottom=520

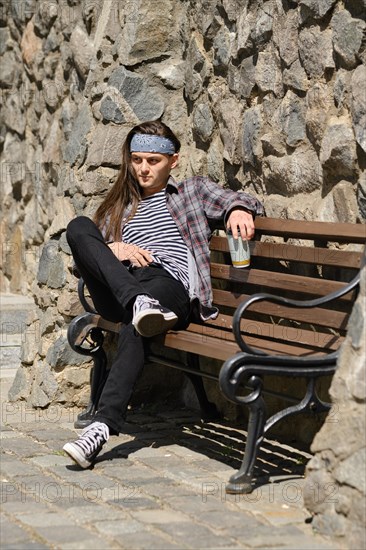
left=133, top=295, right=160, bottom=315
left=76, top=422, right=109, bottom=454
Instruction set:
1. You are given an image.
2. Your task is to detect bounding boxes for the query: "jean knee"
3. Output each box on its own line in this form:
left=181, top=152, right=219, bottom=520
left=66, top=216, right=94, bottom=246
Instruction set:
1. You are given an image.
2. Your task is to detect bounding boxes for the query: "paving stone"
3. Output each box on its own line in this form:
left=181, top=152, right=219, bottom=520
left=128, top=430, right=174, bottom=441
left=33, top=525, right=102, bottom=546
left=2, top=474, right=68, bottom=506
left=197, top=509, right=262, bottom=531
left=118, top=531, right=181, bottom=549
left=64, top=504, right=125, bottom=522
left=50, top=496, right=100, bottom=510
left=96, top=460, right=135, bottom=477
left=131, top=445, right=181, bottom=459
left=96, top=482, right=143, bottom=505
left=108, top=496, right=160, bottom=510
left=253, top=506, right=307, bottom=526
left=157, top=521, right=237, bottom=548
left=244, top=531, right=335, bottom=549
left=136, top=454, right=186, bottom=470
left=192, top=458, right=237, bottom=473
left=167, top=494, right=226, bottom=514
left=0, top=457, right=42, bottom=477
left=0, top=514, right=40, bottom=546
left=94, top=518, right=143, bottom=535
left=29, top=454, right=71, bottom=468
left=131, top=509, right=190, bottom=524
left=1, top=428, right=20, bottom=437
left=139, top=481, right=195, bottom=499
left=167, top=444, right=214, bottom=460
left=48, top=465, right=120, bottom=489
left=1, top=481, right=25, bottom=504
left=1, top=437, right=46, bottom=457
left=230, top=523, right=315, bottom=546
left=60, top=541, right=115, bottom=550
left=27, top=428, right=78, bottom=442
left=16, top=511, right=77, bottom=527
left=2, top=500, right=51, bottom=515
left=1, top=543, right=49, bottom=549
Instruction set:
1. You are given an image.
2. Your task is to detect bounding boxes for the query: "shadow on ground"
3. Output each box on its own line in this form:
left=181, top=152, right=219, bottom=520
left=86, top=404, right=309, bottom=488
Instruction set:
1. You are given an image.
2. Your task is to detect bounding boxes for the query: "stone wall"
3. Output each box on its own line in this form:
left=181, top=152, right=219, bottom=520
left=1, top=0, right=365, bottom=409
left=303, top=264, right=366, bottom=549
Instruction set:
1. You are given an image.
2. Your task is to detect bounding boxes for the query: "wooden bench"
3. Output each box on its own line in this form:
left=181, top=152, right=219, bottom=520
left=67, top=217, right=365, bottom=494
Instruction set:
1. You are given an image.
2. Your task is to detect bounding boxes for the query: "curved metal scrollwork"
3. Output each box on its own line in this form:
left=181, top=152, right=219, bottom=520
left=67, top=313, right=104, bottom=356
left=232, top=270, right=361, bottom=356
left=219, top=353, right=263, bottom=405
left=219, top=352, right=338, bottom=406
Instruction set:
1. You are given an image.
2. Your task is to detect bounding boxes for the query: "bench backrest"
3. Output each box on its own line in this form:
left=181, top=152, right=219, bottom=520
left=188, top=218, right=366, bottom=359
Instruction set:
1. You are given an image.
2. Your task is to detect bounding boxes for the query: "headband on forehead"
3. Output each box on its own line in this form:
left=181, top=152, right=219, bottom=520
left=130, top=134, right=176, bottom=155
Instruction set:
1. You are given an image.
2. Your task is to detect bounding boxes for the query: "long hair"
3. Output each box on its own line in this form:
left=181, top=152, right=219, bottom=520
left=93, top=120, right=181, bottom=241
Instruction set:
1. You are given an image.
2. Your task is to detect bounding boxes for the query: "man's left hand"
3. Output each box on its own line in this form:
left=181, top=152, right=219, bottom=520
left=226, top=208, right=255, bottom=240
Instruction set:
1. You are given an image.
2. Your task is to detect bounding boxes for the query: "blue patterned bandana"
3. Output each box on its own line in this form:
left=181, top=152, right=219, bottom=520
left=130, top=134, right=176, bottom=155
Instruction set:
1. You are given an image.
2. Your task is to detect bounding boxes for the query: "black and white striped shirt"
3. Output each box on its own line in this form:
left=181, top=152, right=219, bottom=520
left=122, top=190, right=190, bottom=290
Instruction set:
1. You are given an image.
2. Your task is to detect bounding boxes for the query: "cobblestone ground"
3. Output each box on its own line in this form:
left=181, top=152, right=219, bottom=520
left=1, top=369, right=342, bottom=550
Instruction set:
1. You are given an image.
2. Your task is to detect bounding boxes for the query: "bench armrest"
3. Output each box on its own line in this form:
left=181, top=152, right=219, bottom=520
left=232, top=270, right=361, bottom=356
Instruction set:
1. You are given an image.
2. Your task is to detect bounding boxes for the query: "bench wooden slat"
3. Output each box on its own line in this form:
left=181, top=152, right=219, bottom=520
left=210, top=237, right=362, bottom=269
left=254, top=217, right=366, bottom=243
left=163, top=330, right=239, bottom=361
left=196, top=315, right=343, bottom=352
left=212, top=289, right=350, bottom=331
left=163, top=328, right=328, bottom=359
left=211, top=264, right=355, bottom=301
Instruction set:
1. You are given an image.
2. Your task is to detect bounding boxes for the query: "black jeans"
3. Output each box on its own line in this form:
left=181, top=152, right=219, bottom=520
left=66, top=216, right=191, bottom=433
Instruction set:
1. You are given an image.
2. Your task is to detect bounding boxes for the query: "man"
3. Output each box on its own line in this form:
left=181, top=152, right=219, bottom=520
left=63, top=120, right=263, bottom=468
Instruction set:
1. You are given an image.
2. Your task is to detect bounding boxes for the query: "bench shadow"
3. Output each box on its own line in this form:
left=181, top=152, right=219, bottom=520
left=94, top=406, right=309, bottom=484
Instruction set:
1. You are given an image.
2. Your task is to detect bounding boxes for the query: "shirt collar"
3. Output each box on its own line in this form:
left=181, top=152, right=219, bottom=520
left=166, top=176, right=180, bottom=193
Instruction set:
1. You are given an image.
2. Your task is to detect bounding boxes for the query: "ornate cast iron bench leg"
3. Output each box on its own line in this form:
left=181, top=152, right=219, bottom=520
left=226, top=378, right=266, bottom=494
left=220, top=351, right=338, bottom=494
left=220, top=355, right=267, bottom=494
left=67, top=313, right=109, bottom=429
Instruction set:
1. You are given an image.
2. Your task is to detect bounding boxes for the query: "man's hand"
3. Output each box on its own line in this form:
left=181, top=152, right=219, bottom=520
left=226, top=208, right=255, bottom=240
left=108, top=242, right=153, bottom=267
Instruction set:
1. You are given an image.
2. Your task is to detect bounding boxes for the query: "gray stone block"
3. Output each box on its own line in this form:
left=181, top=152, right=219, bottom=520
left=350, top=65, right=366, bottom=153
left=107, top=66, right=165, bottom=122
left=331, top=9, right=365, bottom=68
left=256, top=49, right=283, bottom=96
left=320, top=117, right=357, bottom=181
left=242, top=106, right=262, bottom=167
left=279, top=91, right=306, bottom=148
left=299, top=0, right=337, bottom=19
left=100, top=95, right=125, bottom=124
left=46, top=336, right=87, bottom=369
left=193, top=104, right=214, bottom=142
left=63, top=104, right=93, bottom=167
left=299, top=26, right=334, bottom=78
left=37, top=241, right=66, bottom=289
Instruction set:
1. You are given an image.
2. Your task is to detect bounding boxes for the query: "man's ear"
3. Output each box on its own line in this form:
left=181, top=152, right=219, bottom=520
left=170, top=153, right=179, bottom=169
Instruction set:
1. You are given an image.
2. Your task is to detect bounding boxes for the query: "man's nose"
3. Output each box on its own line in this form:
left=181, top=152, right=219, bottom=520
left=141, top=160, right=150, bottom=173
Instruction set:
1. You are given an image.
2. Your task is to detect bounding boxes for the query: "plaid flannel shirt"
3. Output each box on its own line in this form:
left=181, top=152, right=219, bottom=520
left=120, top=176, right=263, bottom=320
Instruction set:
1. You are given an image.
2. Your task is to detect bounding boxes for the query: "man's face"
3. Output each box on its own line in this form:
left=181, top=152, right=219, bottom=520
left=130, top=152, right=179, bottom=197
